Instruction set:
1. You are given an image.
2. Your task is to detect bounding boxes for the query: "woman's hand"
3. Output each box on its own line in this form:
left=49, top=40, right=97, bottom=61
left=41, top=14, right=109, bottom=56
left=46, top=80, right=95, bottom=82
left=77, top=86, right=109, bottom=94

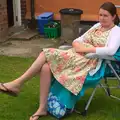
left=72, top=42, right=85, bottom=52
left=72, top=41, right=96, bottom=53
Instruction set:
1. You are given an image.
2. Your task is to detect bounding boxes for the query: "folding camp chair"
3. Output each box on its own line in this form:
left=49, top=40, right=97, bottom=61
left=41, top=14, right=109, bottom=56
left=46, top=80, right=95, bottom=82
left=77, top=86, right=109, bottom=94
left=78, top=53, right=120, bottom=116
left=59, top=45, right=120, bottom=116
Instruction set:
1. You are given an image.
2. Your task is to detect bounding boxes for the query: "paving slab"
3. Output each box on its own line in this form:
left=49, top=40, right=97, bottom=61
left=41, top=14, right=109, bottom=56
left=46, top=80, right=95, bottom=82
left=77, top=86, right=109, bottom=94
left=10, top=29, right=39, bottom=40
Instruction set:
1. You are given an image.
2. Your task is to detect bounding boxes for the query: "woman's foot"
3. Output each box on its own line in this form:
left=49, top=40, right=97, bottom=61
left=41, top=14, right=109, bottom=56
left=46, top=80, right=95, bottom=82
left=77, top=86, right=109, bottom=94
left=0, top=81, right=21, bottom=96
left=29, top=108, right=47, bottom=120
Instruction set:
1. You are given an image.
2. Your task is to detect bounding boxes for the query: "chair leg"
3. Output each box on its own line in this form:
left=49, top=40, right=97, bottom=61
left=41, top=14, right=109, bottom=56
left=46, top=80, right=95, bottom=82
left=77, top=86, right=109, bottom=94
left=100, top=84, right=110, bottom=96
left=73, top=86, right=98, bottom=116
left=106, top=61, right=120, bottom=85
left=101, top=78, right=111, bottom=96
left=101, top=78, right=120, bottom=100
left=79, top=85, right=98, bottom=116
left=104, top=61, right=120, bottom=100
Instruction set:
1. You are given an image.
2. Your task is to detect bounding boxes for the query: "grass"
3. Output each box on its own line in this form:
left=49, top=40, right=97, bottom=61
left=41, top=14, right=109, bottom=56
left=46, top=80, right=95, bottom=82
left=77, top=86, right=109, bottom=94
left=0, top=55, right=120, bottom=120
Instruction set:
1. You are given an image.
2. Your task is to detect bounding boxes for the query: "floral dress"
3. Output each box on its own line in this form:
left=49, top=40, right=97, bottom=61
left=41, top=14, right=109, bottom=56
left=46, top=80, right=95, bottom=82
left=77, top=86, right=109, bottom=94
left=43, top=26, right=110, bottom=95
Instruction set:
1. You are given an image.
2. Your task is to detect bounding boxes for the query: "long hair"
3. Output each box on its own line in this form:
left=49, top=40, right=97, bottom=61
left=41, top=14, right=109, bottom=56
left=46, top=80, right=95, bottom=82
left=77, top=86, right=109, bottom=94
left=100, top=2, right=120, bottom=25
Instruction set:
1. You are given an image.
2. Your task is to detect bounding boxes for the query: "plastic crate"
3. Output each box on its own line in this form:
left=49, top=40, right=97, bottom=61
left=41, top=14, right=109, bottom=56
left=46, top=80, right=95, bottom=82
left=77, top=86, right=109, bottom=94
left=44, top=22, right=61, bottom=38
left=36, top=12, right=53, bottom=34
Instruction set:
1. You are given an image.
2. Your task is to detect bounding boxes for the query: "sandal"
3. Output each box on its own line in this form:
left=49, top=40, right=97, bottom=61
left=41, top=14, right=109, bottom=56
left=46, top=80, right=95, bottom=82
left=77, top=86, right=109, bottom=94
left=31, top=114, right=46, bottom=120
left=0, top=83, right=18, bottom=97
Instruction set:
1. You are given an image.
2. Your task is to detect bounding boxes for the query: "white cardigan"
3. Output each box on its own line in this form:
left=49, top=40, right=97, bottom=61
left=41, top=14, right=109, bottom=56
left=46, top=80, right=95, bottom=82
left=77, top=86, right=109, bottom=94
left=74, top=23, right=120, bottom=75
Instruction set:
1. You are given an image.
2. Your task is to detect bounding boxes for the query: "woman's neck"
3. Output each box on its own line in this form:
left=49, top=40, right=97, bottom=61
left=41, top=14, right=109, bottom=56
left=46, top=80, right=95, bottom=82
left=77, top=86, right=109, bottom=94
left=101, top=23, right=115, bottom=32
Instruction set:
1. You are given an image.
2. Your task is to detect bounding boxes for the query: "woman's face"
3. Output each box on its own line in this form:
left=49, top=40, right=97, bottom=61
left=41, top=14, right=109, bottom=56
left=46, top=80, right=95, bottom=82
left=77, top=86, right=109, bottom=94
left=99, top=8, right=115, bottom=27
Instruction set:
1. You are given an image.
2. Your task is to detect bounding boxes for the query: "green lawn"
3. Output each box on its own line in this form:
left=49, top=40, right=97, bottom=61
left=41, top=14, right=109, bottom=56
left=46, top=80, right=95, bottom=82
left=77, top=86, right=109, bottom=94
left=0, top=55, right=120, bottom=120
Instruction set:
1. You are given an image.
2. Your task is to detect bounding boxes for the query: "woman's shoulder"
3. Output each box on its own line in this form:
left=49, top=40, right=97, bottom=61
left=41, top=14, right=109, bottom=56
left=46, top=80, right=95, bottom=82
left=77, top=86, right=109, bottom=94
left=110, top=25, right=120, bottom=39
left=111, top=25, right=120, bottom=34
left=113, top=25, right=120, bottom=30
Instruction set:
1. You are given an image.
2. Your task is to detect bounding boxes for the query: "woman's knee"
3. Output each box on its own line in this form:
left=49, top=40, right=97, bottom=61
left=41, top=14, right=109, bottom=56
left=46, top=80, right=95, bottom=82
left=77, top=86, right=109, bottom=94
left=39, top=51, right=45, bottom=57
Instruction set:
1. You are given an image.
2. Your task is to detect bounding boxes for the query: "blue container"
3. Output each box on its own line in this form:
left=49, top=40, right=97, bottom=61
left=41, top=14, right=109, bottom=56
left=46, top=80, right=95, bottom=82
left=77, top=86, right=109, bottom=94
left=37, top=12, right=54, bottom=34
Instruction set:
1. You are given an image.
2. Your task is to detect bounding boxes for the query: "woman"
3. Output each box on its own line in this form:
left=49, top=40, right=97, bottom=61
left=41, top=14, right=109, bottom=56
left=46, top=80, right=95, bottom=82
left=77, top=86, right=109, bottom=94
left=0, top=2, right=120, bottom=120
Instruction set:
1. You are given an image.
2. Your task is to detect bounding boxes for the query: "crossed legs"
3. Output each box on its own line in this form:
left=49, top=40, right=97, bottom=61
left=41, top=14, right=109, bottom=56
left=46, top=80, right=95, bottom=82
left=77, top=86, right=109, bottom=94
left=0, top=51, right=52, bottom=120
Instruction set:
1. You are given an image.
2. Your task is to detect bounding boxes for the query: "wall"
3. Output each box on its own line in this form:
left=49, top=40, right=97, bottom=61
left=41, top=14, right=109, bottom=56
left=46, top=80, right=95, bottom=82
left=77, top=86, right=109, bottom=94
left=0, top=0, right=26, bottom=41
left=21, top=0, right=26, bottom=24
left=0, top=0, right=8, bottom=41
left=25, top=0, right=120, bottom=21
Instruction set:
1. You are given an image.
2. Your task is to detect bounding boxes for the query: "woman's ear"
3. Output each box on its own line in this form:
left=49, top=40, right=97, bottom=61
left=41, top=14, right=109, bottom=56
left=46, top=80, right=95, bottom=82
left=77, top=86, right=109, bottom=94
left=112, top=14, right=116, bottom=21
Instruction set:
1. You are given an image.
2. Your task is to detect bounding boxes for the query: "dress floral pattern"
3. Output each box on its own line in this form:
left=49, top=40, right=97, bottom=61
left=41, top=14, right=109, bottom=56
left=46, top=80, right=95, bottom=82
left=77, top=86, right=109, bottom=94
left=43, top=26, right=110, bottom=95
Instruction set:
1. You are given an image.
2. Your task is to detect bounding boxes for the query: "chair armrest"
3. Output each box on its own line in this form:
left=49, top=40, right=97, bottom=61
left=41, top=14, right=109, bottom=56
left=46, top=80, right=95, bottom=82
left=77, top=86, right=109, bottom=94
left=59, top=46, right=117, bottom=61
left=59, top=45, right=72, bottom=50
left=85, top=53, right=116, bottom=61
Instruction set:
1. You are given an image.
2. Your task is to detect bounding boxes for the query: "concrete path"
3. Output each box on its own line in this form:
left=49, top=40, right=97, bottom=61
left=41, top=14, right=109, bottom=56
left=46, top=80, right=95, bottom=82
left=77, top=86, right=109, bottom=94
left=0, top=38, right=60, bottom=57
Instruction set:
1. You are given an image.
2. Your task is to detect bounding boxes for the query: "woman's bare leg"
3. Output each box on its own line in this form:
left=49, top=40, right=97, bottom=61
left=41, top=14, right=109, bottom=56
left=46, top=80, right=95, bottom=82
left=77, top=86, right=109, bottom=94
left=0, top=52, right=47, bottom=93
left=30, top=63, right=51, bottom=120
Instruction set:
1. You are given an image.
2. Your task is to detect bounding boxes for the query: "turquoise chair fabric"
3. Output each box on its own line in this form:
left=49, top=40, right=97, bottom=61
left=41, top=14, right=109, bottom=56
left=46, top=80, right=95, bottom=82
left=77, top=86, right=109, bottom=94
left=50, top=61, right=106, bottom=109
left=113, top=47, right=120, bottom=61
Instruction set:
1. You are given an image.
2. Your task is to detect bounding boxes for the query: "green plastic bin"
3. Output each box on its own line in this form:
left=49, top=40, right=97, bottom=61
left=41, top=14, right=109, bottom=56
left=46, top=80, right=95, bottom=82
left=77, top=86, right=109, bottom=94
left=44, top=21, right=61, bottom=38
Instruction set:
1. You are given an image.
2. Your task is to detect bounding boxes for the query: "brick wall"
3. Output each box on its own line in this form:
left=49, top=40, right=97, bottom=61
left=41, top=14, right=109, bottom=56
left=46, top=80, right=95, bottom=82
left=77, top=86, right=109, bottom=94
left=0, top=0, right=26, bottom=41
left=21, top=0, right=26, bottom=24
left=0, top=0, right=8, bottom=41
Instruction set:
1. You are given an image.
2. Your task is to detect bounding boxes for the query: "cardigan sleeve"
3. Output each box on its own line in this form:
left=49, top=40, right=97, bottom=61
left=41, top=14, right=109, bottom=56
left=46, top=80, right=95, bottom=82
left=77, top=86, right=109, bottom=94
left=96, top=26, right=120, bottom=56
left=73, top=23, right=100, bottom=42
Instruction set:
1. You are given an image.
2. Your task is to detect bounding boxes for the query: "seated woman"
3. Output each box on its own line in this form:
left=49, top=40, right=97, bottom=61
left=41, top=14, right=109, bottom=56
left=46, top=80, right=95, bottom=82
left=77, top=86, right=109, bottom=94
left=0, top=2, right=120, bottom=120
